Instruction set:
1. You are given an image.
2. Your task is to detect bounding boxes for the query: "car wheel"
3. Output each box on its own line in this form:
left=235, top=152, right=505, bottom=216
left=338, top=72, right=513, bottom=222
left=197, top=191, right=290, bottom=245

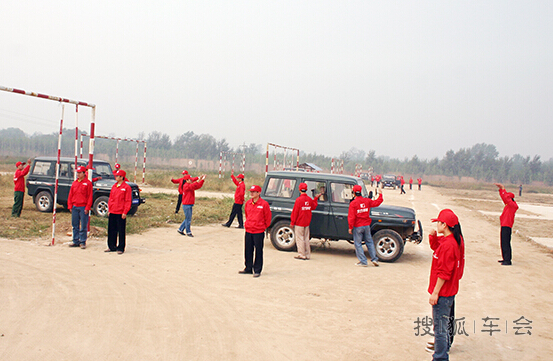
left=373, top=229, right=404, bottom=262
left=93, top=196, right=109, bottom=218
left=35, top=191, right=53, bottom=212
left=270, top=220, right=296, bottom=251
left=128, top=205, right=138, bottom=216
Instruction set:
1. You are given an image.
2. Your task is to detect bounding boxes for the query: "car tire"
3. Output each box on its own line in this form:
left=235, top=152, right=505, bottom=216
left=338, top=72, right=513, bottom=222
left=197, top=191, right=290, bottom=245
left=270, top=220, right=296, bottom=251
left=35, top=191, right=54, bottom=213
left=128, top=205, right=138, bottom=216
left=373, top=229, right=404, bottom=263
left=93, top=196, right=109, bottom=218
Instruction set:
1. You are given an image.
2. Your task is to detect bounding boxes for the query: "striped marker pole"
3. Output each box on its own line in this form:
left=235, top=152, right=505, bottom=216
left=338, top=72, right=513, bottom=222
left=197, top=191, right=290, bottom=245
left=52, top=105, right=65, bottom=245
left=142, top=142, right=147, bottom=184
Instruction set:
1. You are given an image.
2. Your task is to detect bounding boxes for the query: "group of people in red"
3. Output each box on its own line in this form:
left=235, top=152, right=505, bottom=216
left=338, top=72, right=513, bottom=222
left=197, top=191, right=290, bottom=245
left=370, top=174, right=423, bottom=191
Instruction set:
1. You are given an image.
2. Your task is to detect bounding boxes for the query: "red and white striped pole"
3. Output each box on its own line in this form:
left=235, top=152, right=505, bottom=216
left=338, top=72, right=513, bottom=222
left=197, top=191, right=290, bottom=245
left=241, top=153, right=246, bottom=173
left=51, top=104, right=65, bottom=246
left=219, top=152, right=223, bottom=179
left=265, top=144, right=269, bottom=176
left=296, top=149, right=300, bottom=171
left=331, top=158, right=335, bottom=174
left=142, top=141, right=147, bottom=184
left=115, top=139, right=120, bottom=164
left=88, top=107, right=96, bottom=181
left=134, top=141, right=139, bottom=183
left=74, top=105, right=79, bottom=180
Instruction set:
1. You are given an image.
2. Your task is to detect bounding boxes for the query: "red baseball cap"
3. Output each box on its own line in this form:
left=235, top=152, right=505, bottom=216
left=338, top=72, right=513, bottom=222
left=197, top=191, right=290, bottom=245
left=182, top=170, right=189, bottom=175
left=237, top=174, right=245, bottom=179
left=183, top=174, right=191, bottom=180
left=353, top=185, right=362, bottom=193
left=114, top=163, right=121, bottom=169
left=16, top=161, right=26, bottom=167
left=115, top=169, right=126, bottom=178
left=249, top=185, right=261, bottom=193
left=76, top=166, right=87, bottom=173
left=431, top=209, right=459, bottom=227
left=505, top=192, right=515, bottom=199
left=299, top=182, right=308, bottom=192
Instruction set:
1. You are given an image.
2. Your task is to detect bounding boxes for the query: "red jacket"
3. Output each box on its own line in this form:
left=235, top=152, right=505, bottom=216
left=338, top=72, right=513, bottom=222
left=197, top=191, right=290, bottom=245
left=68, top=178, right=93, bottom=211
left=499, top=189, right=519, bottom=227
left=245, top=197, right=272, bottom=234
left=14, top=165, right=30, bottom=192
left=231, top=175, right=245, bottom=204
left=290, top=193, right=318, bottom=227
left=348, top=193, right=383, bottom=229
left=171, top=176, right=199, bottom=194
left=182, top=179, right=204, bottom=205
left=428, top=233, right=465, bottom=297
left=108, top=181, right=133, bottom=215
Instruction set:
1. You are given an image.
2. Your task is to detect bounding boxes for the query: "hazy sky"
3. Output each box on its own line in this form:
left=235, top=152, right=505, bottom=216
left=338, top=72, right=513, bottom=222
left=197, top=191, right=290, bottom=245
left=1, top=0, right=552, bottom=161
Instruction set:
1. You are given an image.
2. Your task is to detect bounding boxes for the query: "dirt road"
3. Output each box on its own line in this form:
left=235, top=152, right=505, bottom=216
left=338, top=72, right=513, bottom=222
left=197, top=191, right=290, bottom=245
left=1, top=185, right=552, bottom=360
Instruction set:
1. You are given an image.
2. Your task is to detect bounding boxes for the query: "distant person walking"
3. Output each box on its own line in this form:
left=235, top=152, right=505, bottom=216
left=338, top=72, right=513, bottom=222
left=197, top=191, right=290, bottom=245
left=171, top=170, right=197, bottom=214
left=409, top=177, right=413, bottom=190
left=177, top=174, right=206, bottom=237
left=494, top=183, right=519, bottom=266
left=106, top=170, right=133, bottom=254
left=222, top=173, right=245, bottom=228
left=67, top=166, right=93, bottom=249
left=418, top=177, right=422, bottom=191
left=519, top=184, right=523, bottom=197
left=290, top=182, right=322, bottom=260
left=239, top=185, right=271, bottom=278
left=348, top=185, right=383, bottom=267
left=427, top=209, right=465, bottom=361
left=12, top=159, right=31, bottom=217
left=400, top=176, right=406, bottom=194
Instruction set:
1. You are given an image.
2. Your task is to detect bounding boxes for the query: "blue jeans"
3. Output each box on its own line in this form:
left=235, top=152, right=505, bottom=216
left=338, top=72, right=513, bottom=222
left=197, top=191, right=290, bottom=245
left=432, top=295, right=455, bottom=361
left=71, top=206, right=89, bottom=245
left=178, top=204, right=193, bottom=234
left=352, top=225, right=377, bottom=264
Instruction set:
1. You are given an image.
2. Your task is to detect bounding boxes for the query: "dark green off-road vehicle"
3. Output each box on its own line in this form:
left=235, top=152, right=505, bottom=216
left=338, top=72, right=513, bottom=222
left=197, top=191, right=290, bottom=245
left=262, top=171, right=422, bottom=262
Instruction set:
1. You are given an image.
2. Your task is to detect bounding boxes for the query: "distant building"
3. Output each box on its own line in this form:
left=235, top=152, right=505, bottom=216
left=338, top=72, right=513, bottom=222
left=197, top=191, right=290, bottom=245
left=298, top=162, right=323, bottom=173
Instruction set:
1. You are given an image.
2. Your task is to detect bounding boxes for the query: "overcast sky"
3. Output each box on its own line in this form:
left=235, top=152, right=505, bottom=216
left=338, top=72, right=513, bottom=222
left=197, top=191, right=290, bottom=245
left=1, top=0, right=552, bottom=161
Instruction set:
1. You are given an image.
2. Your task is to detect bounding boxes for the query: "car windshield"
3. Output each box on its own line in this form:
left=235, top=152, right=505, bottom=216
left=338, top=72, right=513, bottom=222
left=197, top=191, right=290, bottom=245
left=383, top=175, right=395, bottom=181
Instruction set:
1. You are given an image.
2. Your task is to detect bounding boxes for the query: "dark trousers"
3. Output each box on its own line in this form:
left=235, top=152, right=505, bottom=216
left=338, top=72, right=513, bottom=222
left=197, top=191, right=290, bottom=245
left=12, top=191, right=24, bottom=217
left=400, top=185, right=406, bottom=194
left=244, top=232, right=265, bottom=274
left=108, top=213, right=127, bottom=252
left=501, top=226, right=512, bottom=263
left=175, top=194, right=183, bottom=213
left=225, top=203, right=244, bottom=227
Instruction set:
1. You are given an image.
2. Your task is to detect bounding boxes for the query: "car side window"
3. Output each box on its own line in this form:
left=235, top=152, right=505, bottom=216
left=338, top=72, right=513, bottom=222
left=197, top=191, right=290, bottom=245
left=32, top=161, right=54, bottom=176
left=304, top=180, right=328, bottom=202
left=265, top=177, right=297, bottom=198
left=59, top=163, right=73, bottom=178
left=330, top=182, right=354, bottom=203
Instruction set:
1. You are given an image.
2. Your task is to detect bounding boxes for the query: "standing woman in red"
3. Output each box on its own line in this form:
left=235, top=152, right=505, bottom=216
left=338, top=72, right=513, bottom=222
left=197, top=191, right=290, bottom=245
left=494, top=183, right=518, bottom=266
left=105, top=170, right=132, bottom=254
left=428, top=209, right=465, bottom=361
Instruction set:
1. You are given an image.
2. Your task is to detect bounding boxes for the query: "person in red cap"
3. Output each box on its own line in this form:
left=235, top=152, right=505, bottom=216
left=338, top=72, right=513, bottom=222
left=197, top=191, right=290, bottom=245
left=222, top=172, right=245, bottom=228
left=348, top=184, right=383, bottom=266
left=105, top=169, right=133, bottom=254
left=67, top=166, right=93, bottom=249
left=171, top=170, right=198, bottom=214
left=113, top=163, right=128, bottom=181
left=409, top=177, right=413, bottom=190
left=239, top=185, right=271, bottom=278
left=417, top=177, right=422, bottom=191
left=290, top=182, right=322, bottom=260
left=494, top=183, right=519, bottom=266
left=12, top=158, right=32, bottom=217
left=177, top=174, right=206, bottom=237
left=427, top=209, right=465, bottom=360
left=400, top=176, right=406, bottom=194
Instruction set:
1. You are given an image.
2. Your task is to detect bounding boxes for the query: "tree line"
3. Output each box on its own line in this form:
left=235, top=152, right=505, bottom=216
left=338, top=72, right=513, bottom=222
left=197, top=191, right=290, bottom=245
left=1, top=127, right=552, bottom=185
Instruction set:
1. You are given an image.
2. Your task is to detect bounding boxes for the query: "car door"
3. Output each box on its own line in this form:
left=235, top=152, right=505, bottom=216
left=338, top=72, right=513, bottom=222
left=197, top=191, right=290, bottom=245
left=328, top=181, right=355, bottom=240
left=302, top=179, right=332, bottom=238
left=56, top=161, right=74, bottom=204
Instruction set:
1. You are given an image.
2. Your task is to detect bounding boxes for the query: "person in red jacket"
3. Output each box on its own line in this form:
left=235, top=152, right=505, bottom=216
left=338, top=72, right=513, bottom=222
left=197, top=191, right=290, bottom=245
left=105, top=170, right=133, bottom=254
left=494, top=183, right=519, bottom=266
left=290, top=182, right=322, bottom=260
left=427, top=209, right=465, bottom=360
left=12, top=159, right=32, bottom=217
left=222, top=173, right=245, bottom=228
left=239, top=185, right=271, bottom=278
left=400, top=176, right=406, bottom=194
left=68, top=166, right=93, bottom=249
left=348, top=185, right=383, bottom=266
left=171, top=170, right=198, bottom=214
left=113, top=163, right=129, bottom=181
left=177, top=174, right=206, bottom=237
left=409, top=177, right=413, bottom=190
left=417, top=177, right=422, bottom=191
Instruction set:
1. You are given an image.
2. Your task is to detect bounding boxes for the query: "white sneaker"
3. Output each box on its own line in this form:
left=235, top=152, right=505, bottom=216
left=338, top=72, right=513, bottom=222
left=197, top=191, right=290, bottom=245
left=355, top=262, right=368, bottom=267
left=371, top=260, right=379, bottom=267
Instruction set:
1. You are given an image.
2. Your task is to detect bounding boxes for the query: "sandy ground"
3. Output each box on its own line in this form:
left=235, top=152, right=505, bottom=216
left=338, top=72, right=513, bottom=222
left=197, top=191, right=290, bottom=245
left=1, top=185, right=553, bottom=360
